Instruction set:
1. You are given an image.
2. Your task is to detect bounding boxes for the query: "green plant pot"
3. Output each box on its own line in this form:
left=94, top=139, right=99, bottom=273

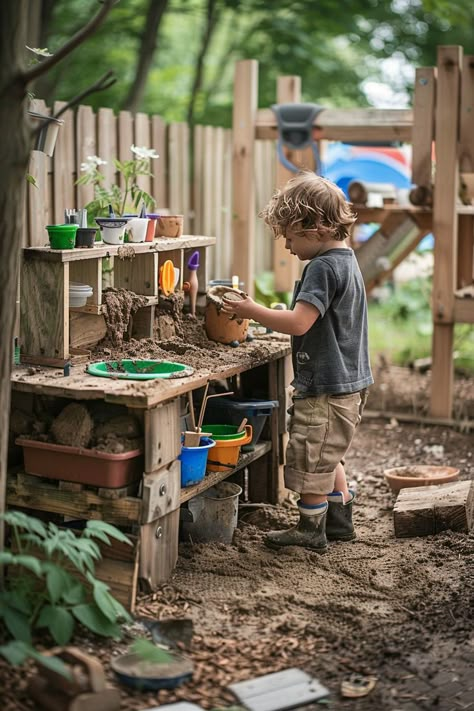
left=47, top=224, right=78, bottom=249
left=204, top=424, right=247, bottom=440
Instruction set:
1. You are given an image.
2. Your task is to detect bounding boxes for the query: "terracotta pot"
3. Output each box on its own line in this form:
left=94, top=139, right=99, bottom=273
left=384, top=465, right=460, bottom=495
left=155, top=215, right=184, bottom=238
left=204, top=285, right=249, bottom=345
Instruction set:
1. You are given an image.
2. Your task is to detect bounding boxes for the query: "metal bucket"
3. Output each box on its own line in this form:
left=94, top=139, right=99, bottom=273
left=183, top=481, right=242, bottom=543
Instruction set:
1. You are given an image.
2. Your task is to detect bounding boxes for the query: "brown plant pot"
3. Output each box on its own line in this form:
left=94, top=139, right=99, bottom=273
left=384, top=465, right=460, bottom=495
left=16, top=437, right=143, bottom=488
left=155, top=215, right=184, bottom=238
left=204, top=286, right=249, bottom=344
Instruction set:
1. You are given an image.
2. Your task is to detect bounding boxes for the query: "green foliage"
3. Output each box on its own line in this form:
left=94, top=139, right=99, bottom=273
left=0, top=511, right=133, bottom=669
left=254, top=271, right=292, bottom=309
left=77, top=150, right=158, bottom=224
left=130, top=638, right=176, bottom=664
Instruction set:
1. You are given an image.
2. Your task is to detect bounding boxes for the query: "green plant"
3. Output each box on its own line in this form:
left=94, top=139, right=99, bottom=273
left=0, top=511, right=133, bottom=669
left=77, top=145, right=159, bottom=224
left=254, top=271, right=292, bottom=310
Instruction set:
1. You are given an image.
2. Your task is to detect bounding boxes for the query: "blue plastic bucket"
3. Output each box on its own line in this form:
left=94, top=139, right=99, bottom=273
left=179, top=437, right=215, bottom=487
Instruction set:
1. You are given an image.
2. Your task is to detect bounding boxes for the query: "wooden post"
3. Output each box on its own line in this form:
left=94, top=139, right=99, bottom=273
left=232, top=60, right=258, bottom=297
left=410, top=67, right=436, bottom=206
left=273, top=76, right=303, bottom=292
left=458, top=55, right=474, bottom=289
left=430, top=46, right=462, bottom=418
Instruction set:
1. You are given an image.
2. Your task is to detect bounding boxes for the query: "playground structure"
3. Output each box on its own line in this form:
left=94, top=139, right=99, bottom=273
left=231, top=45, right=474, bottom=420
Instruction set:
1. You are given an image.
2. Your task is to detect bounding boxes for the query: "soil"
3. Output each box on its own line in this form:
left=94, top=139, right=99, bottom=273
left=2, top=368, right=473, bottom=711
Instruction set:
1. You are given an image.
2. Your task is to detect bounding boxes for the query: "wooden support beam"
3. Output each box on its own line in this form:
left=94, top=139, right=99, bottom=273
left=232, top=60, right=258, bottom=297
left=393, top=481, right=474, bottom=538
left=139, top=508, right=179, bottom=591
left=255, top=107, right=413, bottom=142
left=411, top=67, right=436, bottom=201
left=273, top=76, right=305, bottom=293
left=460, top=55, right=474, bottom=173
left=430, top=45, right=462, bottom=418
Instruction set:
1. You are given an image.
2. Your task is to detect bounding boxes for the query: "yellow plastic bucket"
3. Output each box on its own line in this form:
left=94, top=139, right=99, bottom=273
left=206, top=425, right=252, bottom=472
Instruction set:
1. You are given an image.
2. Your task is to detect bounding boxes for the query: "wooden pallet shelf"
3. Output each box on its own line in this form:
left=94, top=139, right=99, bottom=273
left=180, top=441, right=272, bottom=504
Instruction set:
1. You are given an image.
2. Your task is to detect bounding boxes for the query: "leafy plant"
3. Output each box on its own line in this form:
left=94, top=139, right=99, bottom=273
left=0, top=511, right=133, bottom=669
left=77, top=145, right=159, bottom=224
left=254, top=271, right=292, bottom=310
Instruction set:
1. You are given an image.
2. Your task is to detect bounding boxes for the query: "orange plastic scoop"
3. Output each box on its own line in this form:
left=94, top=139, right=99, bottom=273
left=160, top=259, right=175, bottom=296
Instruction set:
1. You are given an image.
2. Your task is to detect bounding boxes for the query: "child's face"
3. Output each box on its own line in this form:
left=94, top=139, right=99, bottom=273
left=283, top=226, right=324, bottom=261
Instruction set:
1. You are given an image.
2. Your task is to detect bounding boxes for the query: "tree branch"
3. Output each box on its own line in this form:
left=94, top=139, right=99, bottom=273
left=53, top=70, right=116, bottom=119
left=187, top=0, right=219, bottom=128
left=23, top=0, right=119, bottom=84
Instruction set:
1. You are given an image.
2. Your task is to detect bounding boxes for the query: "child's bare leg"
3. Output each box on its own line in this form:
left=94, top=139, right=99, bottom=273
left=333, top=462, right=350, bottom=502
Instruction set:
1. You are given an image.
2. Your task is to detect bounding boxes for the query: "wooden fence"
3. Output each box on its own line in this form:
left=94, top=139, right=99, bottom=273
left=26, top=100, right=277, bottom=285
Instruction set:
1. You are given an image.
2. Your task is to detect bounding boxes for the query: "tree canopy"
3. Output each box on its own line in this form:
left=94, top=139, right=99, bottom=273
left=33, top=0, right=474, bottom=125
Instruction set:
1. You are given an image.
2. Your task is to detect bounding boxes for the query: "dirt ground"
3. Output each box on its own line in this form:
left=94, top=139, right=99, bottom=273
left=2, top=364, right=473, bottom=711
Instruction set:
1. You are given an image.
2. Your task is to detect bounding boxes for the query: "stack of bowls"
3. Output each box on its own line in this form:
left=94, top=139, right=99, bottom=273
left=69, top=282, right=93, bottom=308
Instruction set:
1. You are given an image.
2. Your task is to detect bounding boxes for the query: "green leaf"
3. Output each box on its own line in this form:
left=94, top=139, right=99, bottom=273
left=83, top=527, right=111, bottom=546
left=88, top=577, right=131, bottom=624
left=0, top=640, right=31, bottom=665
left=0, top=552, right=14, bottom=565
left=14, top=555, right=43, bottom=577
left=46, top=565, right=71, bottom=604
left=85, top=520, right=132, bottom=546
left=72, top=604, right=122, bottom=639
left=26, top=173, right=38, bottom=187
left=2, top=511, right=46, bottom=537
left=4, top=608, right=32, bottom=643
left=37, top=605, right=74, bottom=645
left=130, top=638, right=175, bottom=664
left=31, top=651, right=72, bottom=679
left=61, top=581, right=87, bottom=605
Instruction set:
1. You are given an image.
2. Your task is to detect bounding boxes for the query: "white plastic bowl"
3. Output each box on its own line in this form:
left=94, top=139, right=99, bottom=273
left=69, top=282, right=93, bottom=307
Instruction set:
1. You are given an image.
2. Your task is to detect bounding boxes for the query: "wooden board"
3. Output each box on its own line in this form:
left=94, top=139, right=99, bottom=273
left=20, top=259, right=69, bottom=360
left=411, top=67, right=436, bottom=190
left=70, top=312, right=107, bottom=349
left=7, top=472, right=141, bottom=527
left=69, top=258, right=103, bottom=307
left=139, top=508, right=179, bottom=590
left=141, top=460, right=181, bottom=523
left=393, top=481, right=474, bottom=538
left=144, top=400, right=182, bottom=472
left=113, top=251, right=158, bottom=296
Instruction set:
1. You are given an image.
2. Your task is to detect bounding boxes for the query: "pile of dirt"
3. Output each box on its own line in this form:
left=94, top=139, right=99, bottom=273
left=102, top=287, right=147, bottom=347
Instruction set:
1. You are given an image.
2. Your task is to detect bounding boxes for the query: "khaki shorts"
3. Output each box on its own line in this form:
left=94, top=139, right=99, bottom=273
left=284, top=389, right=368, bottom=495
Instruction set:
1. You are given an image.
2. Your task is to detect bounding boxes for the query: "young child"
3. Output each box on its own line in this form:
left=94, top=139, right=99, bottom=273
left=222, top=172, right=373, bottom=552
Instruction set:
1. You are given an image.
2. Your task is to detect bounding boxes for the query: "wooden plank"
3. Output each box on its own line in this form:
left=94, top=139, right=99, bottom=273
left=75, top=105, right=96, bottom=208
left=460, top=55, right=474, bottom=173
left=139, top=508, right=179, bottom=590
left=144, top=400, right=181, bottom=472
left=180, top=441, right=272, bottom=504
left=141, top=460, right=181, bottom=523
left=454, top=288, right=474, bottom=324
left=131, top=304, right=155, bottom=339
left=113, top=251, right=158, bottom=295
left=411, top=67, right=436, bottom=189
left=255, top=140, right=275, bottom=274
left=457, top=215, right=474, bottom=289
left=168, top=123, right=190, bottom=232
left=393, top=481, right=474, bottom=538
left=255, top=107, right=413, bottom=142
left=274, top=76, right=303, bottom=292
left=52, top=101, right=76, bottom=224
left=97, top=107, right=117, bottom=189
left=430, top=46, right=462, bottom=418
left=222, top=129, right=233, bottom=278
left=202, top=125, right=214, bottom=275
left=151, top=114, right=167, bottom=209
left=117, top=111, right=133, bottom=192
left=20, top=260, right=69, bottom=360
left=70, top=312, right=107, bottom=349
left=27, top=149, right=49, bottom=247
left=134, top=112, right=152, bottom=196
left=6, top=472, right=141, bottom=527
left=232, top=60, right=258, bottom=297
left=193, top=124, right=204, bottom=238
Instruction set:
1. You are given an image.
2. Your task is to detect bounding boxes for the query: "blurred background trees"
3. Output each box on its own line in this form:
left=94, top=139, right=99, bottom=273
left=29, top=0, right=474, bottom=125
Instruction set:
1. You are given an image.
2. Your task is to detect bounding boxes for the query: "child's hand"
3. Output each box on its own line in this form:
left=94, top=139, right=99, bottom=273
left=221, top=291, right=255, bottom=319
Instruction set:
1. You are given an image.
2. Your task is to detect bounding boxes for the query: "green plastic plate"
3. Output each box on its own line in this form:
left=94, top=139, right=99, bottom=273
left=87, top=359, right=194, bottom=380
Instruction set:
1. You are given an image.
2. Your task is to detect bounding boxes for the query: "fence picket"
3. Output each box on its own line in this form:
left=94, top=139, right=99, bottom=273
left=53, top=101, right=76, bottom=224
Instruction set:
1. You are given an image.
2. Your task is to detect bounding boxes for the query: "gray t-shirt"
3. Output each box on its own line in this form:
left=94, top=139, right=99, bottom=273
left=291, top=248, right=374, bottom=395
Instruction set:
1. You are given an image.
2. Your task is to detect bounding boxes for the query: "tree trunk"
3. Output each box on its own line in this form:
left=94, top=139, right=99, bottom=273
left=186, top=0, right=219, bottom=128
left=121, top=0, right=169, bottom=113
left=0, top=1, right=34, bottom=551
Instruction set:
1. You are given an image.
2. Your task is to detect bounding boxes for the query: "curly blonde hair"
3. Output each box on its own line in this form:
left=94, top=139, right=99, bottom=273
left=259, top=171, right=356, bottom=241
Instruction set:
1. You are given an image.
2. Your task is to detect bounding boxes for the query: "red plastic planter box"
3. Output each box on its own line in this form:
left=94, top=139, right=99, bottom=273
left=16, top=438, right=144, bottom=488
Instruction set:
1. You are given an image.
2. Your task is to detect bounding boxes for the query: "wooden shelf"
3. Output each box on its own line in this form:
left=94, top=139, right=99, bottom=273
left=70, top=295, right=159, bottom=315
left=180, top=441, right=272, bottom=504
left=23, top=235, right=217, bottom=263
left=454, top=285, right=474, bottom=324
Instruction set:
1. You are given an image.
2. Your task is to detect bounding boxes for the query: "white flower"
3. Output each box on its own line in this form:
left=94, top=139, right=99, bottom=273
left=26, top=46, right=53, bottom=57
left=80, top=155, right=108, bottom=173
left=131, top=145, right=159, bottom=160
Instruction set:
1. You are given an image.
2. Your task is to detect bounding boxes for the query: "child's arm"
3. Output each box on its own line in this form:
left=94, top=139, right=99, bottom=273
left=222, top=294, right=319, bottom=336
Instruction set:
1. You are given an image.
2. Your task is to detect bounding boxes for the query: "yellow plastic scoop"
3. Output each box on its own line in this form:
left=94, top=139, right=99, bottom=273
left=160, top=259, right=175, bottom=296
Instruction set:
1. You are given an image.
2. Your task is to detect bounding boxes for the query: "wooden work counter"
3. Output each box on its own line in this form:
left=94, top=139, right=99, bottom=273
left=9, top=337, right=291, bottom=608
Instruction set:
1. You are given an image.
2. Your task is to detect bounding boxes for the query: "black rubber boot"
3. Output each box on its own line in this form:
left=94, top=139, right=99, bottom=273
left=264, top=504, right=328, bottom=553
left=326, top=491, right=356, bottom=541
